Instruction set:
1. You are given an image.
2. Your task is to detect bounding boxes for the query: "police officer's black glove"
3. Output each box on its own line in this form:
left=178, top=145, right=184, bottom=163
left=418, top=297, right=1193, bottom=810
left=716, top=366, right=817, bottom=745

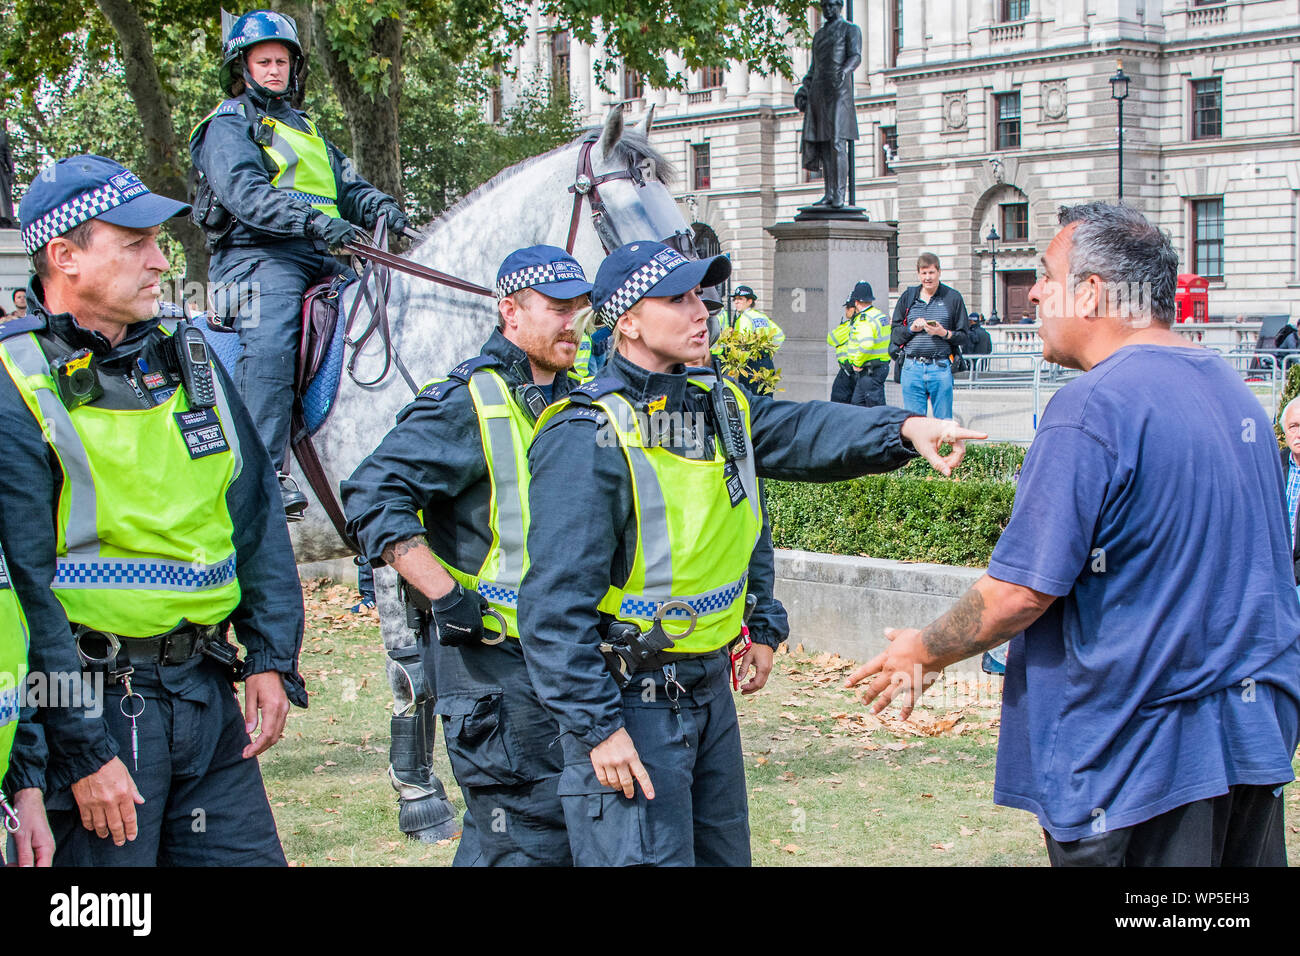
left=307, top=212, right=362, bottom=249
left=378, top=202, right=410, bottom=236
left=430, top=582, right=487, bottom=647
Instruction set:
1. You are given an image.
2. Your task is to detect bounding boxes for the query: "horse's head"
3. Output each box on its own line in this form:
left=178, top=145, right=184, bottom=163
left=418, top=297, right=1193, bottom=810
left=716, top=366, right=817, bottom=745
left=582, top=106, right=695, bottom=260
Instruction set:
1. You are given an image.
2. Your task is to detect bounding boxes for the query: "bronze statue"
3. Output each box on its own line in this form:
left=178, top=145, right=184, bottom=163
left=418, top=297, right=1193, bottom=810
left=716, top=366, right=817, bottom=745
left=795, top=0, right=861, bottom=210
left=0, top=120, right=14, bottom=227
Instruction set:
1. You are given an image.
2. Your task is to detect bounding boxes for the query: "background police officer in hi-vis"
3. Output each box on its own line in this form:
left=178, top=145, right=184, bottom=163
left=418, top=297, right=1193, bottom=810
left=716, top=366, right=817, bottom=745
left=0, top=155, right=306, bottom=865
left=0, top=535, right=55, bottom=867
left=827, top=280, right=891, bottom=407
left=343, top=245, right=593, bottom=866
left=520, top=240, right=984, bottom=866
left=190, top=9, right=408, bottom=518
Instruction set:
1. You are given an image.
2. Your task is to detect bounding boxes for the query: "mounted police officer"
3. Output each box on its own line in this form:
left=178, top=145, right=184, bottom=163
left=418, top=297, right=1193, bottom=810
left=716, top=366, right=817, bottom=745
left=342, top=245, right=593, bottom=866
left=828, top=280, right=890, bottom=407
left=0, top=155, right=306, bottom=865
left=189, top=9, right=408, bottom=518
left=519, top=240, right=984, bottom=866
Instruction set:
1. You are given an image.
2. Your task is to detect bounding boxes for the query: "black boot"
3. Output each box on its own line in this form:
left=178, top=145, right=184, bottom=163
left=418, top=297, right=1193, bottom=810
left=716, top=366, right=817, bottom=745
left=278, top=473, right=308, bottom=521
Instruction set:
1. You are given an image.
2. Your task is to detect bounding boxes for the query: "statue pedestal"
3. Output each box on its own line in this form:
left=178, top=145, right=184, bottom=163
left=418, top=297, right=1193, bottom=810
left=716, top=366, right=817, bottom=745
left=765, top=218, right=897, bottom=403
left=0, top=229, right=28, bottom=308
left=793, top=203, right=867, bottom=222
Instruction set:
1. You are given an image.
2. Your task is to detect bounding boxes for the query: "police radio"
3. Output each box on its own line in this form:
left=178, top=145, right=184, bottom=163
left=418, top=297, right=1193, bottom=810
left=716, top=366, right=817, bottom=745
left=708, top=369, right=748, bottom=463
left=51, top=349, right=104, bottom=410
left=174, top=325, right=216, bottom=408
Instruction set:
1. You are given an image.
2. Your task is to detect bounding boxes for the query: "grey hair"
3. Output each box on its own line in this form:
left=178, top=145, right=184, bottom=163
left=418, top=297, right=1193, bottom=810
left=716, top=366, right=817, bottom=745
left=1057, top=202, right=1177, bottom=327
left=1282, top=396, right=1300, bottom=425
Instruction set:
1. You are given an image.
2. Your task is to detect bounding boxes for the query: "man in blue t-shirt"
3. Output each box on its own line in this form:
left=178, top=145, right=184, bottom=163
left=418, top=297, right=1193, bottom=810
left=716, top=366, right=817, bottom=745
left=850, top=202, right=1300, bottom=866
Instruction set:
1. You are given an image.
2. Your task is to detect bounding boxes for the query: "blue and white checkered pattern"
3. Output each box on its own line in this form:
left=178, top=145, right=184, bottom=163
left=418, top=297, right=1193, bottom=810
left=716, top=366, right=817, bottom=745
left=596, top=258, right=675, bottom=328
left=281, top=190, right=335, bottom=207
left=52, top=554, right=238, bottom=591
left=496, top=264, right=564, bottom=299
left=21, top=184, right=123, bottom=256
left=0, top=686, right=18, bottom=727
left=478, top=582, right=520, bottom=606
left=618, top=574, right=748, bottom=621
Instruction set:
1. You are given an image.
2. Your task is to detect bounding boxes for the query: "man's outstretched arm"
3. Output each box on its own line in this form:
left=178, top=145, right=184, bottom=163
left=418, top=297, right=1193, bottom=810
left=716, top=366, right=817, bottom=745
left=845, top=574, right=1056, bottom=720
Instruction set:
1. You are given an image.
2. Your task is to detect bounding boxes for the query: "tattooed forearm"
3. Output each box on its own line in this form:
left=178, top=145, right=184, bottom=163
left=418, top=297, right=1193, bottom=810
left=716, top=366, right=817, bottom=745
left=921, top=587, right=1016, bottom=665
left=381, top=536, right=428, bottom=566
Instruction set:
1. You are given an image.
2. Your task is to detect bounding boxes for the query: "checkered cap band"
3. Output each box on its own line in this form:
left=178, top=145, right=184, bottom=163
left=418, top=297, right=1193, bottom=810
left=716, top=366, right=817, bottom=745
left=496, top=263, right=568, bottom=299
left=596, top=258, right=674, bottom=327
left=21, top=183, right=128, bottom=256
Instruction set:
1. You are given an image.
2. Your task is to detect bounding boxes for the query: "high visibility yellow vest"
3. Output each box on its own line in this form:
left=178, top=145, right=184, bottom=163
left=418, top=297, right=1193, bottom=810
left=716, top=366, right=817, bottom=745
left=192, top=100, right=341, bottom=219
left=827, top=305, right=889, bottom=367
left=574, top=335, right=595, bottom=380
left=0, top=330, right=243, bottom=637
left=0, top=543, right=29, bottom=786
left=425, top=367, right=534, bottom=640
left=536, top=373, right=762, bottom=654
left=713, top=308, right=786, bottom=356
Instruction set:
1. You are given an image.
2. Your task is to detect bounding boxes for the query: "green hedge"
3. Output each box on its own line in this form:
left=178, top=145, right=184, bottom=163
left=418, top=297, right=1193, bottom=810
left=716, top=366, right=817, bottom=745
left=766, top=444, right=1024, bottom=567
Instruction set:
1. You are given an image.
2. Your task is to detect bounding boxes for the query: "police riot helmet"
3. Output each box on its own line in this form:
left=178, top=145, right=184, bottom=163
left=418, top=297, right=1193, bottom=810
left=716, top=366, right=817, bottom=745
left=220, top=10, right=306, bottom=97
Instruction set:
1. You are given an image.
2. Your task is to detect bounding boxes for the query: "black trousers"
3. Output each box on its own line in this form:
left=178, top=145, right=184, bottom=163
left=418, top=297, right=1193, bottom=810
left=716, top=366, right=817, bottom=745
left=850, top=362, right=889, bottom=408
left=1045, top=784, right=1287, bottom=867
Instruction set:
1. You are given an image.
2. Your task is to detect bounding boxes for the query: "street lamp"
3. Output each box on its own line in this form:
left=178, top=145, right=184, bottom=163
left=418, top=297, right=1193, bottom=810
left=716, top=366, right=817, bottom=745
left=1110, top=60, right=1130, bottom=201
left=986, top=225, right=1000, bottom=325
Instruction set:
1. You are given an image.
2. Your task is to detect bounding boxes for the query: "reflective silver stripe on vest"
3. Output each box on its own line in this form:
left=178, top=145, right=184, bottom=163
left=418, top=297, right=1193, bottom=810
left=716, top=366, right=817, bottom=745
left=605, top=395, right=673, bottom=595
left=53, top=553, right=238, bottom=591
left=471, top=371, right=526, bottom=590
left=618, top=571, right=749, bottom=621
left=5, top=334, right=99, bottom=552
left=267, top=125, right=303, bottom=190
left=6, top=330, right=243, bottom=579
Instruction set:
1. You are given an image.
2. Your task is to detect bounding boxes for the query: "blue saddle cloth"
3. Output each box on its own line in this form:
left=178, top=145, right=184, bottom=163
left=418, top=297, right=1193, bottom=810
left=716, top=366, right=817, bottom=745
left=190, top=312, right=347, bottom=436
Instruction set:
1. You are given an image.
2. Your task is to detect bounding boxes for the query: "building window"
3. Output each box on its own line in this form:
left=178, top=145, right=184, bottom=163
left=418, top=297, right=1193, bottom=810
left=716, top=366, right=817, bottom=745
left=699, top=66, right=725, bottom=89
left=880, top=125, right=898, bottom=175
left=887, top=225, right=899, bottom=291
left=491, top=66, right=503, bottom=123
left=1001, top=202, right=1029, bottom=242
left=692, top=222, right=721, bottom=259
left=622, top=69, right=644, bottom=102
left=995, top=92, right=1021, bottom=150
left=550, top=30, right=570, bottom=97
left=804, top=165, right=823, bottom=183
left=692, top=143, right=711, bottom=190
left=1192, top=77, right=1221, bottom=140
left=1192, top=198, right=1224, bottom=280
left=889, top=0, right=903, bottom=66
left=1001, top=0, right=1030, bottom=20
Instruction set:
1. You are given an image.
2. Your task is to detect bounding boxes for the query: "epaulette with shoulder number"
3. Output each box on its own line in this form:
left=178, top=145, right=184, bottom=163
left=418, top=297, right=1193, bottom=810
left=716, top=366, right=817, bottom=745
left=214, top=99, right=247, bottom=119
left=416, top=354, right=499, bottom=401
left=0, top=315, right=45, bottom=341
left=566, top=373, right=622, bottom=406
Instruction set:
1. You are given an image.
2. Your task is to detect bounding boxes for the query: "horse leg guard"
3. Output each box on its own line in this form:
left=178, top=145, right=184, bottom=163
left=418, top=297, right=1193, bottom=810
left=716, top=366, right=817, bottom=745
left=388, top=647, right=458, bottom=842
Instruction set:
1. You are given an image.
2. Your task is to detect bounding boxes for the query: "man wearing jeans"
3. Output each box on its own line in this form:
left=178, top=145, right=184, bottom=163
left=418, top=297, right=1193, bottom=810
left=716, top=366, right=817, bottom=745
left=890, top=253, right=970, bottom=418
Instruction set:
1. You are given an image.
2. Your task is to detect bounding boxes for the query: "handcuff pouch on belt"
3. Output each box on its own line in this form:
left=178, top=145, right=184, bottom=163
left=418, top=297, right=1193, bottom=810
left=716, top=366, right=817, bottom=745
left=598, top=600, right=697, bottom=689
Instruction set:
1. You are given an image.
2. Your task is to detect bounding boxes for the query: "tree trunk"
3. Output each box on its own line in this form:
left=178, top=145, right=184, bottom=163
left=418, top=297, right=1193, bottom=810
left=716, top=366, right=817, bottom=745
left=92, top=0, right=210, bottom=298
left=310, top=5, right=404, bottom=203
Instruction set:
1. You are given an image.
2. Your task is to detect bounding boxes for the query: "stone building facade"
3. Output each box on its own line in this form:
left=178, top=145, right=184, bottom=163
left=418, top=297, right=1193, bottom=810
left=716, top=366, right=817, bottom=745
left=503, top=0, right=1300, bottom=323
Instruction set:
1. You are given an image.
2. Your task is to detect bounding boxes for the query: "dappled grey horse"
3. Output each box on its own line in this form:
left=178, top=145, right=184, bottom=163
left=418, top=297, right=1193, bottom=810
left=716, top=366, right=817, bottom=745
left=288, top=106, right=697, bottom=840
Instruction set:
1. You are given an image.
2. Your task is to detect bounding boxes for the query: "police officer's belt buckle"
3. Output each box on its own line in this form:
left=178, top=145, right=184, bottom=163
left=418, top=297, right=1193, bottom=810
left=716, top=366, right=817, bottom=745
left=480, top=607, right=508, bottom=646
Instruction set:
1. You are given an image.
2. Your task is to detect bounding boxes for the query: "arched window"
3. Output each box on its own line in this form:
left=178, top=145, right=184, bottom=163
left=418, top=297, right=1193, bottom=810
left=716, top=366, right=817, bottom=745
left=692, top=222, right=721, bottom=259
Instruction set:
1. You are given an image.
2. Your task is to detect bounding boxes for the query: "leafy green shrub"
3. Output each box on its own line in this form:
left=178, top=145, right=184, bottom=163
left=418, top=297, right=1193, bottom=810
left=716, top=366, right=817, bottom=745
left=765, top=443, right=1024, bottom=567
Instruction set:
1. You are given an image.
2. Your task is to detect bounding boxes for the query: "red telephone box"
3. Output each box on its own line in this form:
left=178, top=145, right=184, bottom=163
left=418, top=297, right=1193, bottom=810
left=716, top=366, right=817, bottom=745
left=1176, top=273, right=1209, bottom=322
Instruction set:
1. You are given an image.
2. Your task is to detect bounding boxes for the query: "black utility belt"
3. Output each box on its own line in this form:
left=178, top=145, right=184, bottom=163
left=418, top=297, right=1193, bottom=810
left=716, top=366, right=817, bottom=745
left=627, top=645, right=728, bottom=674
left=73, top=622, right=243, bottom=683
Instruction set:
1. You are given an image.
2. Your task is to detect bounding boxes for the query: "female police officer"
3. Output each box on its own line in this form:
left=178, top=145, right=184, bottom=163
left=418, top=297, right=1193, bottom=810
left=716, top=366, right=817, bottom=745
left=190, top=9, right=406, bottom=517
left=518, top=240, right=983, bottom=865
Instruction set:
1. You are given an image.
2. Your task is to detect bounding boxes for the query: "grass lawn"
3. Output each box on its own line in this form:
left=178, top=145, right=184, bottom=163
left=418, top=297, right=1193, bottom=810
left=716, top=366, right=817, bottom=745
left=262, top=579, right=1300, bottom=866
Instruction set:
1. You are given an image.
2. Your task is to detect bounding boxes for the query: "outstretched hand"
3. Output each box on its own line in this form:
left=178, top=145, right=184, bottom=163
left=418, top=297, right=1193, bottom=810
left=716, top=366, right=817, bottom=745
left=844, top=627, right=940, bottom=721
left=899, top=417, right=987, bottom=477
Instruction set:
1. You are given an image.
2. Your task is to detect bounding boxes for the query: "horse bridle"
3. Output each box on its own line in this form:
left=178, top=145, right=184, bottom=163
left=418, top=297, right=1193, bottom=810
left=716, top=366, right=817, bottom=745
left=564, top=130, right=697, bottom=259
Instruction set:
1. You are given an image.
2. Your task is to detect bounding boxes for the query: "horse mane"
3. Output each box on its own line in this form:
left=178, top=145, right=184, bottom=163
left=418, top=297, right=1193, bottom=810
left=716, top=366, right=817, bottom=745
left=432, top=125, right=677, bottom=231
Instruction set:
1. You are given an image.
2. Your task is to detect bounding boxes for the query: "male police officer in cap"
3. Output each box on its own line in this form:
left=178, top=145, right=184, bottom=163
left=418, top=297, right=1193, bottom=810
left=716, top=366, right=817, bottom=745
left=828, top=280, right=891, bottom=407
left=0, top=155, right=306, bottom=865
left=190, top=9, right=408, bottom=518
left=343, top=245, right=593, bottom=866
left=520, top=240, right=984, bottom=865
